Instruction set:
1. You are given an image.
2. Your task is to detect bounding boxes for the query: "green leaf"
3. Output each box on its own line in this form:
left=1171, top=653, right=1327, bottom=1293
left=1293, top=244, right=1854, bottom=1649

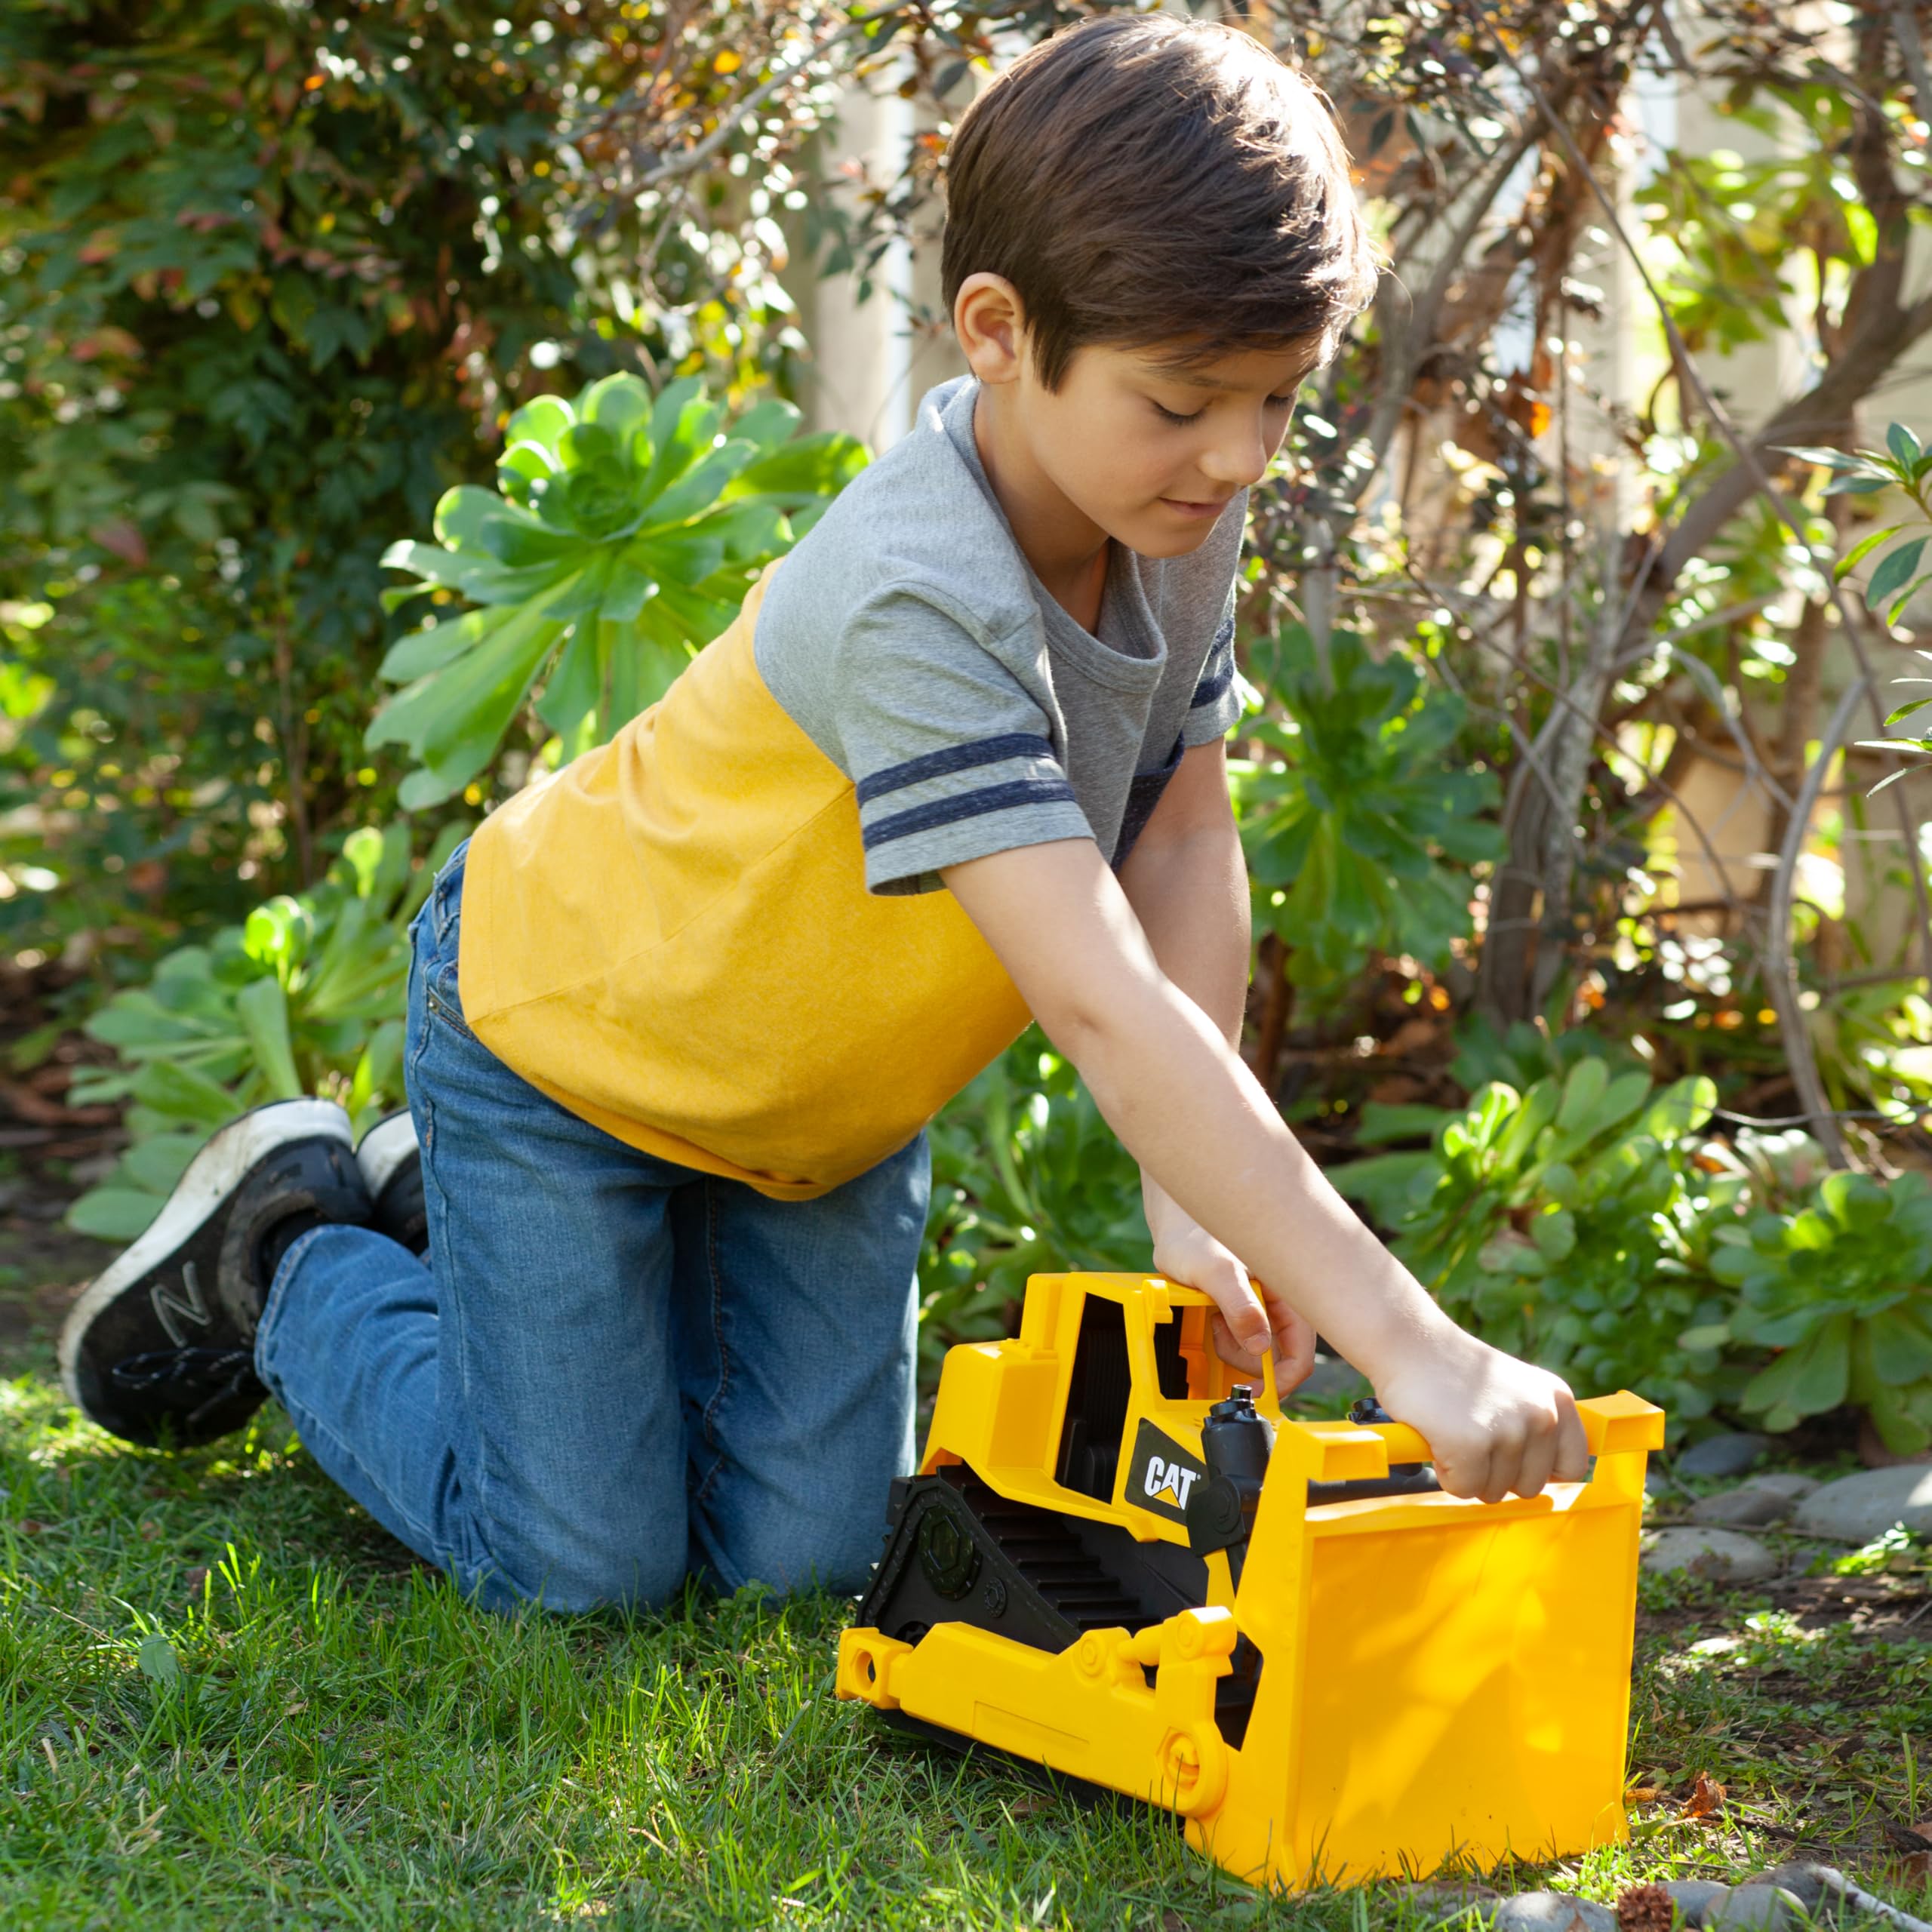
left=1835, top=524, right=1903, bottom=580
left=579, top=373, right=653, bottom=441
left=137, top=1631, right=180, bottom=1687
left=503, top=392, right=574, bottom=457
left=1867, top=536, right=1928, bottom=611
left=1743, top=1314, right=1853, bottom=1420
left=1889, top=423, right=1922, bottom=469
left=1780, top=446, right=1866, bottom=470
left=121, top=1131, right=204, bottom=1195
left=1864, top=1307, right=1932, bottom=1387
left=1531, top=1205, right=1577, bottom=1262
left=66, top=1186, right=165, bottom=1241
left=1678, top=1323, right=1732, bottom=1352
left=1645, top=1075, right=1717, bottom=1143
left=235, top=976, right=302, bottom=1100
left=1555, top=1057, right=1609, bottom=1135
left=1354, top=1102, right=1454, bottom=1146
left=130, top=1057, right=238, bottom=1127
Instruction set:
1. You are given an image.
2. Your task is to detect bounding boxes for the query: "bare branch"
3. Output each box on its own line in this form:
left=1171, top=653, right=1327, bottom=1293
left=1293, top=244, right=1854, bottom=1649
left=1764, top=678, right=1869, bottom=1170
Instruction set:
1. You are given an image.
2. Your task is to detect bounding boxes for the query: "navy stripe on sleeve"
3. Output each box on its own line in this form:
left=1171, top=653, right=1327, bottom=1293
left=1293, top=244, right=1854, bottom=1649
left=861, top=777, right=1079, bottom=850
left=1189, top=658, right=1235, bottom=709
left=854, top=733, right=1057, bottom=808
left=1189, top=616, right=1236, bottom=709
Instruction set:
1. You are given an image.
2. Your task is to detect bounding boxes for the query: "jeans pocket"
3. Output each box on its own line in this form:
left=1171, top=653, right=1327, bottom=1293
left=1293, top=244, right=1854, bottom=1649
left=423, top=951, right=479, bottom=1044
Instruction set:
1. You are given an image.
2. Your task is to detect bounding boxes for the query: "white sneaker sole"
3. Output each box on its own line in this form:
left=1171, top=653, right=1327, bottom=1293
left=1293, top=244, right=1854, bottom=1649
left=57, top=1097, right=352, bottom=1412
left=355, top=1110, right=420, bottom=1197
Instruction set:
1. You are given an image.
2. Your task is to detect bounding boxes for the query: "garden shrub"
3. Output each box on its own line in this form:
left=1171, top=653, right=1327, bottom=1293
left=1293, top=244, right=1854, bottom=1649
left=1338, top=1059, right=1731, bottom=1423
left=66, top=818, right=463, bottom=1238
left=1232, top=623, right=1505, bottom=1006
left=1687, top=1168, right=1932, bottom=1455
left=372, top=371, right=863, bottom=804
left=60, top=368, right=860, bottom=1232
left=0, top=0, right=819, bottom=954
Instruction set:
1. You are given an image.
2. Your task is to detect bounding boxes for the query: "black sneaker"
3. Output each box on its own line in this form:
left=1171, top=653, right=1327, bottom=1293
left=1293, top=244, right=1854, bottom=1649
left=59, top=1098, right=371, bottom=1448
left=356, top=1109, right=427, bottom=1257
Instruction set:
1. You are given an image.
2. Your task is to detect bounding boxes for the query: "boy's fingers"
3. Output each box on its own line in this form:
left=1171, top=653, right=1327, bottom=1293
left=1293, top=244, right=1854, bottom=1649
left=1266, top=1293, right=1317, bottom=1392
left=1513, top=1424, right=1559, bottom=1500
left=1552, top=1392, right=1591, bottom=1481
left=1433, top=1443, right=1490, bottom=1503
left=1203, top=1264, right=1272, bottom=1360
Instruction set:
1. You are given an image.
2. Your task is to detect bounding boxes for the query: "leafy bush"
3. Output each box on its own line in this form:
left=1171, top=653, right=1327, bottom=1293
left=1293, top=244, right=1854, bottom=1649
left=0, top=0, right=854, bottom=951
left=371, top=373, right=865, bottom=807
left=1232, top=624, right=1504, bottom=1004
left=919, top=1033, right=1148, bottom=1371
left=66, top=821, right=463, bottom=1240
left=53, top=364, right=857, bottom=1234
left=1338, top=1058, right=1729, bottom=1420
left=1687, top=1170, right=1932, bottom=1455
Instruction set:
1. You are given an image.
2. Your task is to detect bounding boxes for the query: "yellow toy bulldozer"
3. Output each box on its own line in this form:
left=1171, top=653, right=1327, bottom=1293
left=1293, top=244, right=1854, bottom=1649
left=836, top=1272, right=1663, bottom=1890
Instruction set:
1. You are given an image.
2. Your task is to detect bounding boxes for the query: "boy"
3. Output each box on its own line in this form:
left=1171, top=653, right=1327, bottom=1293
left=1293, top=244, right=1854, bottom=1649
left=63, top=15, right=1589, bottom=1614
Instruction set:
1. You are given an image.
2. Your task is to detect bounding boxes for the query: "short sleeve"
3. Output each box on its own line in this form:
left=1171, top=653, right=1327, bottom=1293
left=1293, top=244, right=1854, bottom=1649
left=1181, top=593, right=1243, bottom=747
left=832, top=589, right=1096, bottom=895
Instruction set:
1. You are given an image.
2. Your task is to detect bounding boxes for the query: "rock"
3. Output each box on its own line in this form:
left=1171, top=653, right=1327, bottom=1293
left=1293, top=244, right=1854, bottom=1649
left=1688, top=1488, right=1789, bottom=1528
left=1675, top=1432, right=1771, bottom=1478
left=1792, top=1465, right=1932, bottom=1543
left=1688, top=1474, right=1820, bottom=1527
left=1640, top=1525, right=1781, bottom=1583
left=1646, top=1467, right=1678, bottom=1498
left=1705, top=1884, right=1804, bottom=1930
left=1404, top=1878, right=1500, bottom=1917
left=1751, top=1472, right=1822, bottom=1501
left=1492, top=1893, right=1617, bottom=1932
left=1734, top=1865, right=1829, bottom=1914
left=1660, top=1879, right=1733, bottom=1926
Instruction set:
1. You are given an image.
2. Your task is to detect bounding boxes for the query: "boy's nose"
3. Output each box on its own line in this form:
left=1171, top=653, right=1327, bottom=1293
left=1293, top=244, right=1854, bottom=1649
left=1199, top=417, right=1273, bottom=490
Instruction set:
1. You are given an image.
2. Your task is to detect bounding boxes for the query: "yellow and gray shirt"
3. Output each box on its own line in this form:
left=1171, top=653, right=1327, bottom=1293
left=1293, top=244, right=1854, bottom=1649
left=459, top=376, right=1245, bottom=1199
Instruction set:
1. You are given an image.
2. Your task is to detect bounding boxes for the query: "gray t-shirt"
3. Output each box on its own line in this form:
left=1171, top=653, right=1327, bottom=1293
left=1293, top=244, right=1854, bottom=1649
left=755, top=375, right=1245, bottom=895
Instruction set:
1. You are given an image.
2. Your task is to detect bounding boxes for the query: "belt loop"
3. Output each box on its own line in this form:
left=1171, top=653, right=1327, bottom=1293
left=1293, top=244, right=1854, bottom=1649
left=432, top=847, right=466, bottom=946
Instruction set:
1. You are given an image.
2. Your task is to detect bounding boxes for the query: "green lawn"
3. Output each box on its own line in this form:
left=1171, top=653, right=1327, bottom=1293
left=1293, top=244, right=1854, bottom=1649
left=3, top=1269, right=1930, bottom=1930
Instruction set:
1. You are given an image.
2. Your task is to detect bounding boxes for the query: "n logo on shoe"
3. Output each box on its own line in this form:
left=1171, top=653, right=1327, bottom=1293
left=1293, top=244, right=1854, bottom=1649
left=1126, top=1417, right=1207, bottom=1524
left=150, top=1261, right=212, bottom=1347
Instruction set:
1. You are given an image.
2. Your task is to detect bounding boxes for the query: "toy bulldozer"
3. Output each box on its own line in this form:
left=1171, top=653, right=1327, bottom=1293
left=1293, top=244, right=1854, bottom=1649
left=836, top=1272, right=1663, bottom=1889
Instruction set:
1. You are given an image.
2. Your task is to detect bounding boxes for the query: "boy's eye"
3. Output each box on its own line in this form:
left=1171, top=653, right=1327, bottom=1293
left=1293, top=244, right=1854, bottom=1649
left=1152, top=401, right=1202, bottom=426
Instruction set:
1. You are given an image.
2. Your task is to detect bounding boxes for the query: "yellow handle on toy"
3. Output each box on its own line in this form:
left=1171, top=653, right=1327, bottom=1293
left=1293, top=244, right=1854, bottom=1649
left=1321, top=1392, right=1665, bottom=1480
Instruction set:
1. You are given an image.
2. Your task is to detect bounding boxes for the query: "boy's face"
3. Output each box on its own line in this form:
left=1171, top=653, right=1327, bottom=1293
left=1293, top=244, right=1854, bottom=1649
left=1011, top=337, right=1319, bottom=558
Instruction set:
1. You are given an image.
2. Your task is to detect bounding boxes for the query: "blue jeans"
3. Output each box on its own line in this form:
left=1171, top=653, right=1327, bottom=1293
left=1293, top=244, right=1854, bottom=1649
left=254, top=844, right=928, bottom=1615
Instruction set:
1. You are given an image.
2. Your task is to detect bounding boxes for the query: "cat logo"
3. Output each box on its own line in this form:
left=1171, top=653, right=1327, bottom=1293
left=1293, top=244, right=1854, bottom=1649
left=1125, top=1418, right=1207, bottom=1525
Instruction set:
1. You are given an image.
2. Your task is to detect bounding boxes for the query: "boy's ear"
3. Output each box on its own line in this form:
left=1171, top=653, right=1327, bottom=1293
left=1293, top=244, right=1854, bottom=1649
left=954, top=272, right=1029, bottom=386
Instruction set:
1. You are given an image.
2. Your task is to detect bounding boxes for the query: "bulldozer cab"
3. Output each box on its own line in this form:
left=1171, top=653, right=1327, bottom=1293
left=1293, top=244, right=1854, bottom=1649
left=922, top=1272, right=1279, bottom=1544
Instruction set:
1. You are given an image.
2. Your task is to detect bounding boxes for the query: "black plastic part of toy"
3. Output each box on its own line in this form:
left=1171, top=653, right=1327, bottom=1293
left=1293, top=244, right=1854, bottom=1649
left=856, top=1464, right=1269, bottom=1751
left=873, top=1709, right=1184, bottom=1823
left=1185, top=1386, right=1275, bottom=1583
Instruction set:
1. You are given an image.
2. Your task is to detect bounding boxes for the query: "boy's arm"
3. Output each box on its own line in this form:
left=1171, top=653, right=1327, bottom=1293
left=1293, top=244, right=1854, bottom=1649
left=940, top=833, right=1590, bottom=1503
left=1114, top=743, right=1316, bottom=1388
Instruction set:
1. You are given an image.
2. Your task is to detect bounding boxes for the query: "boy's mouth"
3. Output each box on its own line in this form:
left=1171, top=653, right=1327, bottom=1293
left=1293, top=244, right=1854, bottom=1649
left=1158, top=494, right=1233, bottom=519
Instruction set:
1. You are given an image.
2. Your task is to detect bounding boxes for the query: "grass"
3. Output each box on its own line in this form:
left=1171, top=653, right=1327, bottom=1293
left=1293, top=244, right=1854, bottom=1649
left=3, top=1284, right=1930, bottom=1929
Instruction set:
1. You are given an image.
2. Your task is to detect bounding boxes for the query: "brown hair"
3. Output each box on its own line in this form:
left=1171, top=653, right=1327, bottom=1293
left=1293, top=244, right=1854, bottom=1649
left=940, top=15, right=1379, bottom=389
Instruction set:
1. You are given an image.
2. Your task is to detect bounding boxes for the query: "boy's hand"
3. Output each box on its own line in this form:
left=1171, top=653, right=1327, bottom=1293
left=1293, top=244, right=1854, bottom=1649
left=1146, top=1193, right=1315, bottom=1392
left=1374, top=1331, right=1591, bottom=1504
